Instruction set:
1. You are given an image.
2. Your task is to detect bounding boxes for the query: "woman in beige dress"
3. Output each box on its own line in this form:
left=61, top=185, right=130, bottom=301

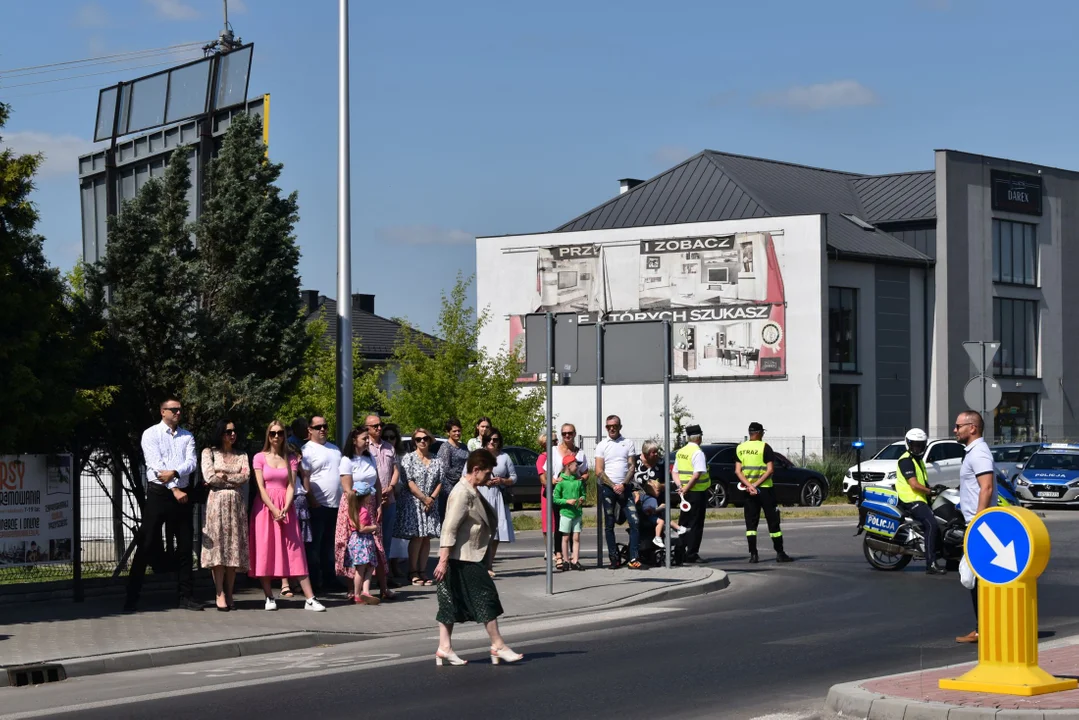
left=200, top=418, right=250, bottom=611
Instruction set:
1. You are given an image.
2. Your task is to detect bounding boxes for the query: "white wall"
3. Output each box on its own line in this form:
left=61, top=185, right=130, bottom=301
left=477, top=215, right=827, bottom=445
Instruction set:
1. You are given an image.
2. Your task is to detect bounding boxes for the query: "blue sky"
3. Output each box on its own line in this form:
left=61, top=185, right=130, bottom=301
left=2, top=0, right=1078, bottom=333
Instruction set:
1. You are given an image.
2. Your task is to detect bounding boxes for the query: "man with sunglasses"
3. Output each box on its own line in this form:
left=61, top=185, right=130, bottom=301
left=954, top=411, right=998, bottom=644
left=124, top=397, right=200, bottom=612
left=365, top=415, right=400, bottom=587
left=595, top=415, right=641, bottom=569
left=301, top=415, right=346, bottom=595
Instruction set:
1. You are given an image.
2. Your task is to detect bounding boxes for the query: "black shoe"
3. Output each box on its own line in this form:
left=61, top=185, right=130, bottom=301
left=178, top=597, right=205, bottom=611
left=748, top=552, right=759, bottom=564
left=684, top=553, right=701, bottom=564
left=926, top=565, right=947, bottom=575
left=122, top=600, right=138, bottom=613
left=776, top=552, right=793, bottom=563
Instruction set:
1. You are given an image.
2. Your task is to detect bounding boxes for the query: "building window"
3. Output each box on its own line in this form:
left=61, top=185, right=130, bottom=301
left=993, top=298, right=1038, bottom=377
left=829, top=384, right=859, bottom=441
left=829, top=287, right=858, bottom=373
left=992, top=219, right=1037, bottom=286
left=995, top=393, right=1039, bottom=442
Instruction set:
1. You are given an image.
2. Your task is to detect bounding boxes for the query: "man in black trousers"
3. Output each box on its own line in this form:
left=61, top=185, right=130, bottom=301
left=124, top=397, right=202, bottom=612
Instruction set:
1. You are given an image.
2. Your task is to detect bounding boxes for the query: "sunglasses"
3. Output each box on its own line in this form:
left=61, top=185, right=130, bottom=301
left=366, top=422, right=383, bottom=429
left=269, top=430, right=284, bottom=438
left=954, top=423, right=973, bottom=430
left=224, top=429, right=237, bottom=435
left=562, top=431, right=576, bottom=436
left=488, top=438, right=503, bottom=445
left=163, top=407, right=182, bottom=414
left=606, top=424, right=620, bottom=430
left=310, top=424, right=327, bottom=432
left=414, top=436, right=431, bottom=443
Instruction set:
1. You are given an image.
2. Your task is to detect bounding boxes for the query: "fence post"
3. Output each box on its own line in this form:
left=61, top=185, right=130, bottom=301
left=801, top=435, right=806, bottom=466
left=72, top=447, right=83, bottom=603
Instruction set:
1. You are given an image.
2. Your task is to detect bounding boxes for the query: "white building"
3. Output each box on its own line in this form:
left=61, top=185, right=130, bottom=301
left=476, top=150, right=1079, bottom=451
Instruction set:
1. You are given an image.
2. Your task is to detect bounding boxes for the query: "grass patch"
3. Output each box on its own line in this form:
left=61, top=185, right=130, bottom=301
left=511, top=504, right=858, bottom=531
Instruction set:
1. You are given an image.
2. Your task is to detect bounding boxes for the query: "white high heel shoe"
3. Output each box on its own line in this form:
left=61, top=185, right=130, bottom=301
left=490, top=646, right=523, bottom=665
left=435, top=649, right=468, bottom=666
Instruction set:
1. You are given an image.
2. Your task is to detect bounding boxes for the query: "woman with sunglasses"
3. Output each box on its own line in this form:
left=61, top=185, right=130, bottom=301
left=394, top=428, right=444, bottom=585
left=249, top=421, right=326, bottom=612
left=200, top=419, right=250, bottom=611
left=479, top=429, right=516, bottom=577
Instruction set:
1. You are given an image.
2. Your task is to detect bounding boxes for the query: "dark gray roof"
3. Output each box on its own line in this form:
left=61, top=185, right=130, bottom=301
left=555, top=150, right=934, bottom=265
left=851, top=172, right=936, bottom=224
left=309, top=298, right=439, bottom=361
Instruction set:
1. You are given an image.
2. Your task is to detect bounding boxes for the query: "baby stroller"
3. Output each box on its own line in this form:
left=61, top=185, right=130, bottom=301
left=615, top=493, right=686, bottom=568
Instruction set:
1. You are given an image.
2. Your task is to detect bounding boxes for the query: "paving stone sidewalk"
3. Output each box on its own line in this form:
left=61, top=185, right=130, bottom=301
left=826, top=635, right=1079, bottom=719
left=0, top=553, right=725, bottom=678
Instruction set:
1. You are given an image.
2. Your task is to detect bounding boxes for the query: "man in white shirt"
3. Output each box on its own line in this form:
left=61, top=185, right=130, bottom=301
left=954, top=410, right=998, bottom=644
left=595, top=415, right=640, bottom=569
left=124, top=397, right=200, bottom=612
left=302, top=415, right=345, bottom=594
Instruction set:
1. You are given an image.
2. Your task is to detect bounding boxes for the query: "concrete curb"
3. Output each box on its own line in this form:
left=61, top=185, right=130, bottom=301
left=3, top=569, right=730, bottom=685
left=825, top=677, right=1079, bottom=719
left=0, top=631, right=365, bottom=687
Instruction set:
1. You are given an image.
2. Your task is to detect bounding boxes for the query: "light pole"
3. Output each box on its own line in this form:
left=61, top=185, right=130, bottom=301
left=335, top=0, right=353, bottom=447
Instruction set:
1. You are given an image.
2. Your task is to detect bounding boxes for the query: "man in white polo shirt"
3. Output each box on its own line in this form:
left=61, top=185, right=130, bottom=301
left=301, top=415, right=345, bottom=594
left=595, top=415, right=640, bottom=569
left=954, top=410, right=998, bottom=644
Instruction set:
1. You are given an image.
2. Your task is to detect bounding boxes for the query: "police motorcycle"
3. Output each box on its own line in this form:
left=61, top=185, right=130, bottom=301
left=855, top=432, right=1018, bottom=572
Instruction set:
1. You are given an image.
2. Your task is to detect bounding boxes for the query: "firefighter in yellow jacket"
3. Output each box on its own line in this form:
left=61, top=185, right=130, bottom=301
left=735, top=422, right=792, bottom=563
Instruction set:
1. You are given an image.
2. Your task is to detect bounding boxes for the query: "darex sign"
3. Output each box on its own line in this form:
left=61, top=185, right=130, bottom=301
left=991, top=170, right=1042, bottom=216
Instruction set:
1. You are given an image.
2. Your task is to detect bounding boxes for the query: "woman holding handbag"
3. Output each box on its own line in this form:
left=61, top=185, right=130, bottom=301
left=199, top=419, right=250, bottom=611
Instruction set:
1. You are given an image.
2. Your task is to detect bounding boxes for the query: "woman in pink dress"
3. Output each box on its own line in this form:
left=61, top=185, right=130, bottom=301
left=249, top=420, right=326, bottom=612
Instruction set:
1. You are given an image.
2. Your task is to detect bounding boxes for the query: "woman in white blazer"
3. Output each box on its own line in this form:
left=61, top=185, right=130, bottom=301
left=432, top=449, right=523, bottom=667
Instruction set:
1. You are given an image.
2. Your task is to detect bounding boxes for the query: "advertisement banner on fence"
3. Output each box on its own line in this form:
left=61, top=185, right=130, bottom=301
left=0, top=455, right=74, bottom=566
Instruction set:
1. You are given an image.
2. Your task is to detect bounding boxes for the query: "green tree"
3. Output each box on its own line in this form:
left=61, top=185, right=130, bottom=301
left=277, top=313, right=383, bottom=435
left=384, top=274, right=544, bottom=446
left=0, top=102, right=104, bottom=453
left=186, top=112, right=306, bottom=443
left=671, top=394, right=695, bottom=448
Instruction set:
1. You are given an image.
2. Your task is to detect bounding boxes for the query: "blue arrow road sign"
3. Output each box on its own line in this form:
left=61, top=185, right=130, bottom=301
left=967, top=512, right=1033, bottom=585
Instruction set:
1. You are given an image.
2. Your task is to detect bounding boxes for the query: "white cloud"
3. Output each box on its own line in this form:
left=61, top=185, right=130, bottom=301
left=754, top=80, right=879, bottom=111
left=75, top=2, right=109, bottom=27
left=650, top=145, right=692, bottom=167
left=375, top=225, right=474, bottom=246
left=1, top=131, right=97, bottom=177
left=145, top=0, right=199, bottom=21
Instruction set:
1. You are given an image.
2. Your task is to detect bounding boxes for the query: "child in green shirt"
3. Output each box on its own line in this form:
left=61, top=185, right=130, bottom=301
left=553, top=455, right=586, bottom=571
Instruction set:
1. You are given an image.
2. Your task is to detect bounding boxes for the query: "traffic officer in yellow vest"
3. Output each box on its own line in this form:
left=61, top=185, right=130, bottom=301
left=736, top=422, right=792, bottom=563
left=673, top=425, right=709, bottom=563
left=896, top=428, right=946, bottom=575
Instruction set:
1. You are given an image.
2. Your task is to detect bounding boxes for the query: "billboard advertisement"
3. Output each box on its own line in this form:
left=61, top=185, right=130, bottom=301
left=0, top=455, right=74, bottom=567
left=516, top=230, right=787, bottom=380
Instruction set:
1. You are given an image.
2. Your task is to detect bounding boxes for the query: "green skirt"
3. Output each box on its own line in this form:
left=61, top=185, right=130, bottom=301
left=436, top=559, right=504, bottom=625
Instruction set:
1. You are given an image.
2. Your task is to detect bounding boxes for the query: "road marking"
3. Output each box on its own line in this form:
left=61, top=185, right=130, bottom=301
left=429, top=605, right=679, bottom=640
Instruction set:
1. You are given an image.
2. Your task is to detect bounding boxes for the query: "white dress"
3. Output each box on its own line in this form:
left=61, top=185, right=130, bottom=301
left=479, top=452, right=516, bottom=542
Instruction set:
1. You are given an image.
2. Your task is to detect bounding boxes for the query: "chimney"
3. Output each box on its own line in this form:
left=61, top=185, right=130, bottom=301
left=352, top=293, right=375, bottom=314
left=300, top=289, right=321, bottom=316
left=619, top=178, right=643, bottom=195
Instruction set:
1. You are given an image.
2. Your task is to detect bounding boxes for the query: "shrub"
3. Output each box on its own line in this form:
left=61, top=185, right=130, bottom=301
left=805, top=452, right=856, bottom=498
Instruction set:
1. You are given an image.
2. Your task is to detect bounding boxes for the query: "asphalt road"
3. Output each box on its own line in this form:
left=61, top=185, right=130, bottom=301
left=5, top=512, right=1079, bottom=720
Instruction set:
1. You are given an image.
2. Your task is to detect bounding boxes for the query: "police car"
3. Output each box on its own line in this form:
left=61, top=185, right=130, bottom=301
left=1011, top=444, right=1079, bottom=507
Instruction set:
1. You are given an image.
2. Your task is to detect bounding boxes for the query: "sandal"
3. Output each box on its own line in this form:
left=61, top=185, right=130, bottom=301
left=627, top=559, right=643, bottom=570
left=419, top=573, right=434, bottom=586
left=380, top=589, right=397, bottom=601
left=410, top=572, right=424, bottom=586
left=487, top=569, right=497, bottom=579
left=280, top=585, right=294, bottom=599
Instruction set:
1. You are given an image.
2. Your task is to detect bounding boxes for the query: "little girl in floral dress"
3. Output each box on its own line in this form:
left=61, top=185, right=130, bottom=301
left=346, top=483, right=380, bottom=605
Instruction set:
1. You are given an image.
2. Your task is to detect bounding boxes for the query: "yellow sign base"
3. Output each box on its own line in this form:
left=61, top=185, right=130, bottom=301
left=940, top=664, right=1077, bottom=697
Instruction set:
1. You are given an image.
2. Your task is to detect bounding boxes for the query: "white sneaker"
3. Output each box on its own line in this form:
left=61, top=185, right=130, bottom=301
left=264, top=597, right=277, bottom=611
left=304, top=597, right=326, bottom=612
left=675, top=526, right=689, bottom=537
left=653, top=536, right=665, bottom=548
